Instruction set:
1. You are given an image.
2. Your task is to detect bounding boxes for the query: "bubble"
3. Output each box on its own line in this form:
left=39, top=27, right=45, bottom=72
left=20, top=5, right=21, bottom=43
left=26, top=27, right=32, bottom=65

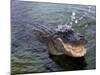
left=75, top=20, right=78, bottom=24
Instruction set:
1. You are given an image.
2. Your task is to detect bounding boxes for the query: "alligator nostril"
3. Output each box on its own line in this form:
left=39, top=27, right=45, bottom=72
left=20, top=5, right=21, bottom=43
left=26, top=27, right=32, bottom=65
left=79, top=35, right=85, bottom=40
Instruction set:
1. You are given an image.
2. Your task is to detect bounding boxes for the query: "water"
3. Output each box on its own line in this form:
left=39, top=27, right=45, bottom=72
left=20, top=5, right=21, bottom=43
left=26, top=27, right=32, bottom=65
left=11, top=0, right=96, bottom=74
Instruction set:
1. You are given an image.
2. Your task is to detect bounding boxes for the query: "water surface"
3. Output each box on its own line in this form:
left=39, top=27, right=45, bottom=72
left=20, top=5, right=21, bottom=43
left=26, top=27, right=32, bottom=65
left=11, top=0, right=96, bottom=74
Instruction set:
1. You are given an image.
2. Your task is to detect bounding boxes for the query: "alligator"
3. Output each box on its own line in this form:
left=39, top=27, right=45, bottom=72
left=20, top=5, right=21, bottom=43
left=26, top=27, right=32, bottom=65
left=32, top=24, right=87, bottom=58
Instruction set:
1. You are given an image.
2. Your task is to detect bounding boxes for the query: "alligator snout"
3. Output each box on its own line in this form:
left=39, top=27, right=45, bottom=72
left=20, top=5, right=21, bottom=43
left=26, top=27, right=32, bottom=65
left=58, top=29, right=87, bottom=46
left=66, top=33, right=87, bottom=46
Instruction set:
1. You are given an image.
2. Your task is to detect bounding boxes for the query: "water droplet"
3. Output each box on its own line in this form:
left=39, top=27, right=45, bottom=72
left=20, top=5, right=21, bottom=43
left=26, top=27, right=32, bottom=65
left=75, top=20, right=78, bottom=24
left=70, top=22, right=73, bottom=25
left=71, top=12, right=76, bottom=21
left=72, top=12, right=76, bottom=16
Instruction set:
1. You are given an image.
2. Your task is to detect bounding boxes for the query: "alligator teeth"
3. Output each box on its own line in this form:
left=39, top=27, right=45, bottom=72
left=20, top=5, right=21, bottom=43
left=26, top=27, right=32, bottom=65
left=65, top=44, right=84, bottom=53
left=64, top=44, right=86, bottom=57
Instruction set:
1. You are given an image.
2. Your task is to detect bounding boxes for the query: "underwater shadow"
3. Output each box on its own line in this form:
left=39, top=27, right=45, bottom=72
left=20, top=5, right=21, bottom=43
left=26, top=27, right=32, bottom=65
left=49, top=54, right=87, bottom=71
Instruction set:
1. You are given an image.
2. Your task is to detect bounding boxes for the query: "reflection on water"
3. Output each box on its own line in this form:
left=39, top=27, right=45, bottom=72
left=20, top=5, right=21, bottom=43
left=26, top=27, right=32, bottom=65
left=50, top=55, right=87, bottom=71
left=11, top=0, right=96, bottom=74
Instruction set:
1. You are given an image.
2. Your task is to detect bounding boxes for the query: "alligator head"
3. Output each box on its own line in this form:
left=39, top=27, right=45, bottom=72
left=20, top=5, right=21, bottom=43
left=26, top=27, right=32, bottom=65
left=48, top=27, right=87, bottom=57
left=33, top=24, right=87, bottom=57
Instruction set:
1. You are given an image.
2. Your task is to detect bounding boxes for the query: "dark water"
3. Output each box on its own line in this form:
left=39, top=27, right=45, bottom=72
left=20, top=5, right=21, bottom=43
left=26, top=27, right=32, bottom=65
left=11, top=0, right=96, bottom=74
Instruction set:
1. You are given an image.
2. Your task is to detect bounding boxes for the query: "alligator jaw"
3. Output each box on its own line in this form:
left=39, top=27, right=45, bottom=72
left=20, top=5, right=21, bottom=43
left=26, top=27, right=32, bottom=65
left=57, top=38, right=87, bottom=57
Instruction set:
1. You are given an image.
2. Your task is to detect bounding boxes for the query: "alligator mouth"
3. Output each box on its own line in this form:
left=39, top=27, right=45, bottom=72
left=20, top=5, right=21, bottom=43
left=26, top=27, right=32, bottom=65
left=57, top=38, right=87, bottom=57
